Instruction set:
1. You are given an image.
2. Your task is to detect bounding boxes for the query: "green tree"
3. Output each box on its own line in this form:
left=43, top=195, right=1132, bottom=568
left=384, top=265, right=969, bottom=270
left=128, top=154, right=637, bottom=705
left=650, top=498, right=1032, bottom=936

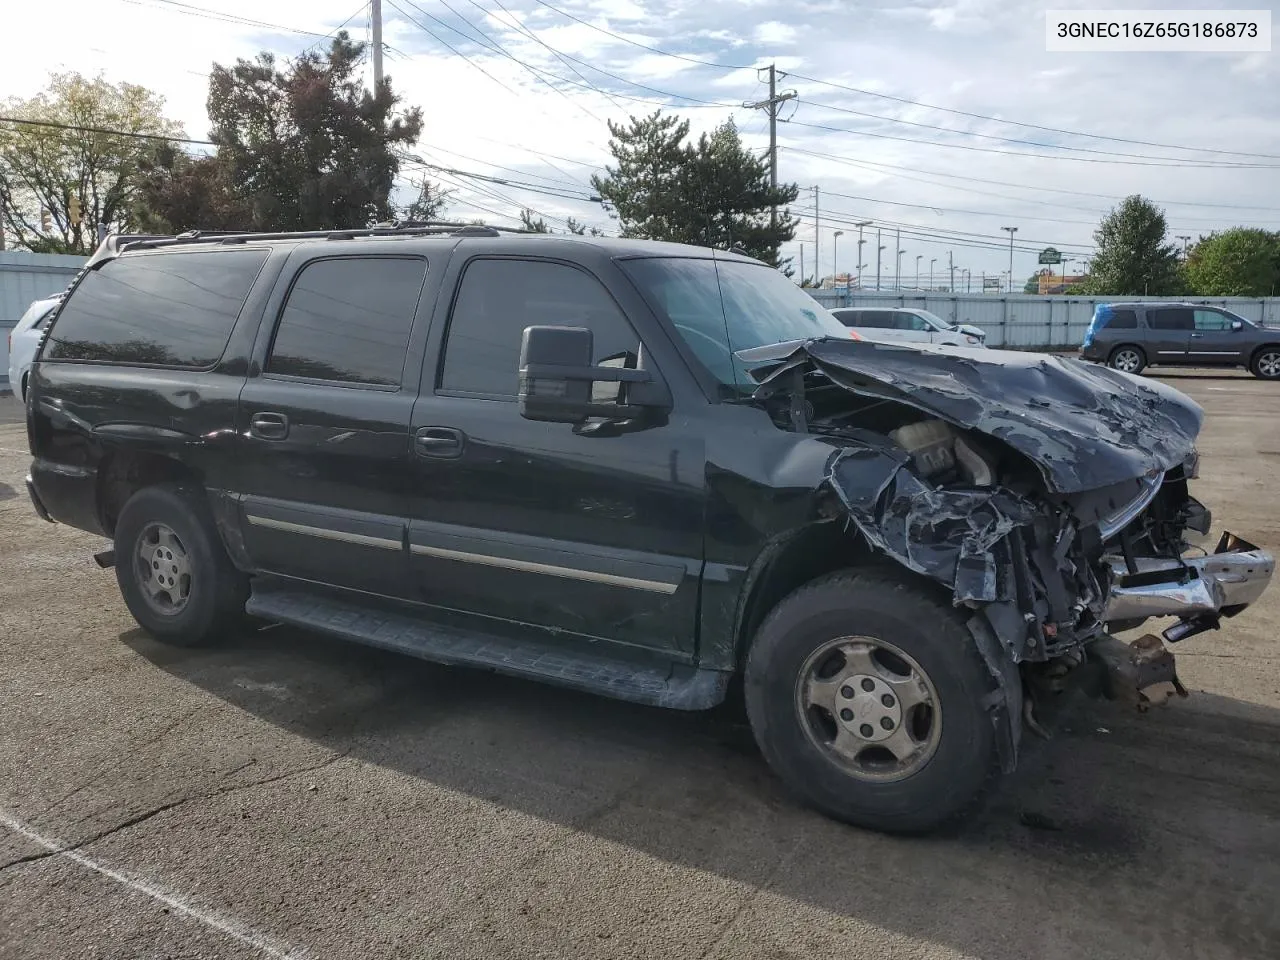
left=1185, top=228, right=1280, bottom=296
left=401, top=176, right=453, bottom=223
left=133, top=145, right=251, bottom=233
left=0, top=72, right=184, bottom=253
left=565, top=216, right=602, bottom=236
left=1080, top=195, right=1182, bottom=295
left=1023, top=272, right=1041, bottom=294
left=591, top=111, right=797, bottom=265
left=138, top=33, right=422, bottom=233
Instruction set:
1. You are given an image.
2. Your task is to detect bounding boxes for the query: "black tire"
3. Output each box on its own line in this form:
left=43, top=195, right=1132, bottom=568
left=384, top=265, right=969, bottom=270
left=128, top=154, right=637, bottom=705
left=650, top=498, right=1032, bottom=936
left=113, top=483, right=248, bottom=647
left=1107, top=345, right=1146, bottom=375
left=1250, top=346, right=1280, bottom=380
left=744, top=570, right=999, bottom=833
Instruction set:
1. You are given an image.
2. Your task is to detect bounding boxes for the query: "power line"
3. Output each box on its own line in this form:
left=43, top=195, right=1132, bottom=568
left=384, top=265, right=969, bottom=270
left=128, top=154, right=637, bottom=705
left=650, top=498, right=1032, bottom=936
left=786, top=71, right=1280, bottom=162
left=0, top=115, right=215, bottom=146
left=794, top=97, right=1280, bottom=166
left=117, top=0, right=333, bottom=37
left=529, top=0, right=752, bottom=70
left=780, top=117, right=1280, bottom=169
left=387, top=0, right=522, bottom=96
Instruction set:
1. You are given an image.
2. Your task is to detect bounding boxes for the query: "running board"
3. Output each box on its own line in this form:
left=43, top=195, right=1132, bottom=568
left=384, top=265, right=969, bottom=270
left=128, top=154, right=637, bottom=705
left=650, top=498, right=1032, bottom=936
left=245, top=583, right=729, bottom=711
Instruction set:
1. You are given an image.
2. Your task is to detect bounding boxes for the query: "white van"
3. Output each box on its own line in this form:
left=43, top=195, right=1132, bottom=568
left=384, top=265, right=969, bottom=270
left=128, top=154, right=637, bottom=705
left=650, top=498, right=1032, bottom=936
left=830, top=307, right=987, bottom=348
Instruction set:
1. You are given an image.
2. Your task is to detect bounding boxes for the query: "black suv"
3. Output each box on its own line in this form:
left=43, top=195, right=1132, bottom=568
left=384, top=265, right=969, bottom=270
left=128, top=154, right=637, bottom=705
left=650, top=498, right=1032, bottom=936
left=1080, top=302, right=1280, bottom=378
left=24, top=227, right=1274, bottom=833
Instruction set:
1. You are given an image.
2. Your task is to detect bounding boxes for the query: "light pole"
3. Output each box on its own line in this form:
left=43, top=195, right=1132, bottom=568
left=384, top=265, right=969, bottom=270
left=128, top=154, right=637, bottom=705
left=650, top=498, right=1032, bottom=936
left=962, top=268, right=971, bottom=293
left=876, top=229, right=883, bottom=291
left=929, top=258, right=936, bottom=291
left=854, top=220, right=871, bottom=288
left=1001, top=226, right=1018, bottom=287
left=1177, top=235, right=1191, bottom=259
left=896, top=247, right=905, bottom=291
left=915, top=254, right=922, bottom=290
left=833, top=230, right=844, bottom=282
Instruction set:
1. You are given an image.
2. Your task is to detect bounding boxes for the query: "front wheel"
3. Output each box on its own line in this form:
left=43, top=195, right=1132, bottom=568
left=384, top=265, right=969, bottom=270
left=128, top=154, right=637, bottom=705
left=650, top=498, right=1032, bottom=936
left=1108, top=346, right=1146, bottom=375
left=113, top=483, right=248, bottom=647
left=744, top=570, right=1000, bottom=833
left=1251, top=348, right=1280, bottom=380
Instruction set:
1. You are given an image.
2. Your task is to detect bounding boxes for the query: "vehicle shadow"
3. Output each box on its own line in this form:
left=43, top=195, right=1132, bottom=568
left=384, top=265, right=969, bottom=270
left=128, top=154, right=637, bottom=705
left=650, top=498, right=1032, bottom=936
left=121, top=624, right=1280, bottom=960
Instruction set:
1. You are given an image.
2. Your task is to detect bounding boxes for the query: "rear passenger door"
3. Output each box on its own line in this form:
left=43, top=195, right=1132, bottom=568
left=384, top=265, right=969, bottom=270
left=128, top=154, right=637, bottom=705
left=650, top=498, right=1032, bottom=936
left=406, top=253, right=705, bottom=658
left=1144, top=307, right=1193, bottom=364
left=235, top=252, right=431, bottom=598
left=1188, top=308, right=1241, bottom=365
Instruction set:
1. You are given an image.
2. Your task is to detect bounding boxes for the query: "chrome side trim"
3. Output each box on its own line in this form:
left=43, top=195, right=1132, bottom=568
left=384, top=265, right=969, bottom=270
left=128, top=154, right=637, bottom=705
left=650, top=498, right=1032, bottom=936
left=1099, top=472, right=1164, bottom=540
left=246, top=515, right=401, bottom=550
left=410, top=543, right=680, bottom=594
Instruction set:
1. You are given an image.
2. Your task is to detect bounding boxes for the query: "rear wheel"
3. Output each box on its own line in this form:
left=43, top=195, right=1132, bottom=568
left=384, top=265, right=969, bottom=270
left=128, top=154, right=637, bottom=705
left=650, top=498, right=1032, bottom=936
left=1251, top=347, right=1280, bottom=380
left=744, top=570, right=999, bottom=833
left=1108, top=345, right=1146, bottom=375
left=113, top=483, right=248, bottom=647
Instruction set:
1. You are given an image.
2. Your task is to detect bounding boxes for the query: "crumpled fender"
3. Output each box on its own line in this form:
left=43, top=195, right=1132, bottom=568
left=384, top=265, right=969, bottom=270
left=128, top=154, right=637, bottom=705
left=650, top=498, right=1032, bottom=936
left=740, top=337, right=1203, bottom=494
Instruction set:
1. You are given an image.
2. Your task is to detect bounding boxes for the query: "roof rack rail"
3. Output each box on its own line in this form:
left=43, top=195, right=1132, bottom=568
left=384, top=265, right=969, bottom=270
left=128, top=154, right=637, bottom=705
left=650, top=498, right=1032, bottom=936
left=113, top=220, right=530, bottom=252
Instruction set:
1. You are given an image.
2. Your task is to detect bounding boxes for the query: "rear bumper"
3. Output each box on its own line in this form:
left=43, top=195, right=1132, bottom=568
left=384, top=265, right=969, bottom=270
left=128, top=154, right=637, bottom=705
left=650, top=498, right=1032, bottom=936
left=1104, top=532, right=1274, bottom=626
left=25, top=474, right=52, bottom=523
left=27, top=458, right=104, bottom=535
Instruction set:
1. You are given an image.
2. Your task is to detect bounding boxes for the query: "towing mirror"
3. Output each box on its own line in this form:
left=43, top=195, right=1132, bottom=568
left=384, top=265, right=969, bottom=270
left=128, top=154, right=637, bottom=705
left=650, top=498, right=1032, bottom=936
left=518, top=325, right=671, bottom=423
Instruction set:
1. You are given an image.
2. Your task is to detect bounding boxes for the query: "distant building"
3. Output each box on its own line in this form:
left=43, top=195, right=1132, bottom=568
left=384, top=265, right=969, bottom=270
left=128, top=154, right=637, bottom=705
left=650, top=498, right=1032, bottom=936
left=1038, top=273, right=1086, bottom=295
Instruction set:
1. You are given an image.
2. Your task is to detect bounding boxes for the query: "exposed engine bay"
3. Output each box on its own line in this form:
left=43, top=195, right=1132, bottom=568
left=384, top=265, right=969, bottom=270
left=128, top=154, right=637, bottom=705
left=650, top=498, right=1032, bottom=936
left=740, top=337, right=1275, bottom=766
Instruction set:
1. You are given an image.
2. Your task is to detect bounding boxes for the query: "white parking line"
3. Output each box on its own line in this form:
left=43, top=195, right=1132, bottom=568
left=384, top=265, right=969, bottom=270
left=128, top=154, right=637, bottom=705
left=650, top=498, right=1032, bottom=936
left=0, top=809, right=310, bottom=959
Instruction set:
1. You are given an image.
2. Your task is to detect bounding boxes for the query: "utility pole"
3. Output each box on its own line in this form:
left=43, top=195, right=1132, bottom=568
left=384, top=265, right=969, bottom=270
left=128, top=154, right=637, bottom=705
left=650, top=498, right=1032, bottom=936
left=854, top=220, right=870, bottom=289
left=813, top=186, right=820, bottom=283
left=1177, top=234, right=1191, bottom=259
left=876, top=229, right=882, bottom=292
left=1001, top=225, right=1018, bottom=287
left=743, top=65, right=796, bottom=231
left=799, top=243, right=805, bottom=284
left=915, top=255, right=922, bottom=290
left=948, top=250, right=955, bottom=292
left=372, top=0, right=384, bottom=89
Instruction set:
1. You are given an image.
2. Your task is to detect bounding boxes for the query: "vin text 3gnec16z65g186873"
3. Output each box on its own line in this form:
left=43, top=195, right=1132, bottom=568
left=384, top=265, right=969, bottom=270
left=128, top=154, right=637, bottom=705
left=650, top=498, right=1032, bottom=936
left=23, top=226, right=1274, bottom=833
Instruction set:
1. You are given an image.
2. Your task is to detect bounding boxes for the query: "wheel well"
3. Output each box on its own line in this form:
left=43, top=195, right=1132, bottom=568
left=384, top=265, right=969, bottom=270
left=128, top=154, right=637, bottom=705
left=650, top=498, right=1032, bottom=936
left=1250, top=343, right=1280, bottom=363
left=733, top=520, right=890, bottom=669
left=96, top=450, right=202, bottom=536
left=1109, top=343, right=1145, bottom=360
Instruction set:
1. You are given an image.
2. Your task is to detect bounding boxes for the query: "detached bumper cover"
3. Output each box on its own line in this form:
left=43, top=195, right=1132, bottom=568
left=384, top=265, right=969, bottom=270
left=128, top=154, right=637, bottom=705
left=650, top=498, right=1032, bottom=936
left=1105, top=533, right=1274, bottom=623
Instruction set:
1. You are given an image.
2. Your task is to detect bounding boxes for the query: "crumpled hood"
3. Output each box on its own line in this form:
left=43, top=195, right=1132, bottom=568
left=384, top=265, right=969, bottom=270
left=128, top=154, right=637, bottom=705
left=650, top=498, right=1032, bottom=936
left=740, top=338, right=1203, bottom=494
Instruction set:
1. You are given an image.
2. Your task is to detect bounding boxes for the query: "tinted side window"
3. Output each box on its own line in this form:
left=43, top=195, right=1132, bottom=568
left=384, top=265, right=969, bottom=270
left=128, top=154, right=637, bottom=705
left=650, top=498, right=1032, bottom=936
left=857, top=311, right=890, bottom=329
left=440, top=259, right=638, bottom=398
left=1148, top=308, right=1193, bottom=331
left=831, top=310, right=860, bottom=327
left=267, top=257, right=427, bottom=386
left=44, top=249, right=267, bottom=367
left=1104, top=309, right=1138, bottom=329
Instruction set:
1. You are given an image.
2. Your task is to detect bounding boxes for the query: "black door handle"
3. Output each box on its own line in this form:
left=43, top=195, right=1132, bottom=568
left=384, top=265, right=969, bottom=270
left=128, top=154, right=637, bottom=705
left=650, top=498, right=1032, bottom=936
left=250, top=412, right=289, bottom=440
left=414, top=426, right=464, bottom=458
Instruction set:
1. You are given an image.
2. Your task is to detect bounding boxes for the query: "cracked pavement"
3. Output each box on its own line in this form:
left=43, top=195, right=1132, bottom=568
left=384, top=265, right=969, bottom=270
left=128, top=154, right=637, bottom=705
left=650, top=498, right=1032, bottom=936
left=2, top=373, right=1279, bottom=960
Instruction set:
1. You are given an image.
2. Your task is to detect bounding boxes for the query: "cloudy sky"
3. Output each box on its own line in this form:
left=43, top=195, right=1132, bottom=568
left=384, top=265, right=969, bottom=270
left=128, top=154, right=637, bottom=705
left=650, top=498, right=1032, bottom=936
left=4, top=0, right=1278, bottom=287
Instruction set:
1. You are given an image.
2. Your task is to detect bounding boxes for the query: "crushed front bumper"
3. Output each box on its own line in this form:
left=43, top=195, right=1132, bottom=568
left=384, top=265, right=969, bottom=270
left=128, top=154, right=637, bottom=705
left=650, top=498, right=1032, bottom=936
left=1104, top=532, right=1274, bottom=640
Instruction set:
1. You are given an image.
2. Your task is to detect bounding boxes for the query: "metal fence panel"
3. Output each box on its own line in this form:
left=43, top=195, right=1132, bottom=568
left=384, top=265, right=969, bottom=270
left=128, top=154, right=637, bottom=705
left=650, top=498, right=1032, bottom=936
left=806, top=289, right=1280, bottom=349
left=1, top=252, right=86, bottom=388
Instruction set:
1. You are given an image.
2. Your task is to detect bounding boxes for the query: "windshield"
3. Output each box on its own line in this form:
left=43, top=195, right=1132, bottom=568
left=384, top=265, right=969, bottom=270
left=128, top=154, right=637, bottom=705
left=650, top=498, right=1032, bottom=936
left=620, top=257, right=848, bottom=392
left=914, top=309, right=954, bottom=331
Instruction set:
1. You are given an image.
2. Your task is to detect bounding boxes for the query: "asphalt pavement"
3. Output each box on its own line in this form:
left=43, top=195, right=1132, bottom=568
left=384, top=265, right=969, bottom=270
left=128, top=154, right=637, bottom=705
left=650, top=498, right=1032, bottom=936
left=1, top=372, right=1278, bottom=960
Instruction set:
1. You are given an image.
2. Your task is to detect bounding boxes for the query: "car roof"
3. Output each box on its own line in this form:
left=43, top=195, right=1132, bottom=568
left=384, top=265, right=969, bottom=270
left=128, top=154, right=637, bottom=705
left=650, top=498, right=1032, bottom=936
left=105, top=228, right=762, bottom=265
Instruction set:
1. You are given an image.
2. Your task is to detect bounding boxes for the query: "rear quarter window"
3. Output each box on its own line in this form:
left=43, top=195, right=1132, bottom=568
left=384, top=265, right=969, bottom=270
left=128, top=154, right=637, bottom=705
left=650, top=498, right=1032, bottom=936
left=1103, top=309, right=1138, bottom=329
left=44, top=249, right=268, bottom=367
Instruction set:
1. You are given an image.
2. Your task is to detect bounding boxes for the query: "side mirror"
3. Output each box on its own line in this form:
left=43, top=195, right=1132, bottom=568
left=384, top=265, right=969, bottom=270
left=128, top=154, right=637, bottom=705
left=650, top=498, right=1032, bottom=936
left=1231, top=319, right=1244, bottom=331
left=518, top=325, right=671, bottom=423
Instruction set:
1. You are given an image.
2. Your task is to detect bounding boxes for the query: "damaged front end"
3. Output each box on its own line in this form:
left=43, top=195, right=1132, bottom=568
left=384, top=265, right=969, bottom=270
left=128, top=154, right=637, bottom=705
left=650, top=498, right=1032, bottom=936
left=743, top=338, right=1274, bottom=767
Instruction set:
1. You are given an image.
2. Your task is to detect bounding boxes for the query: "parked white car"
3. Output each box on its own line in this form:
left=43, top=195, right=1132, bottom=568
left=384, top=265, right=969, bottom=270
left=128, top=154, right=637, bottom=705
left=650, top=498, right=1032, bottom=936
left=6, top=295, right=61, bottom=400
left=830, top=307, right=987, bottom=348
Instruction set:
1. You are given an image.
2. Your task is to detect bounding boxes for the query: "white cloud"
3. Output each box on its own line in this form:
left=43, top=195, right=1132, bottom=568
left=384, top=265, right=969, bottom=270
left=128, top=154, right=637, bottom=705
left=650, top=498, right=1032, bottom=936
left=1, top=0, right=1275, bottom=276
left=753, top=21, right=797, bottom=45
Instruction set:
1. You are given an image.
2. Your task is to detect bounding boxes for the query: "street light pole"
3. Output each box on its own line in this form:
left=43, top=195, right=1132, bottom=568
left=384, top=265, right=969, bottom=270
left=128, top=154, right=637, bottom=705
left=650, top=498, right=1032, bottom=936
left=1177, top=235, right=1191, bottom=259
left=1001, top=226, right=1018, bottom=286
left=854, top=220, right=870, bottom=289
left=948, top=250, right=955, bottom=292
left=929, top=258, right=936, bottom=291
left=915, top=254, right=922, bottom=290
left=833, top=230, right=843, bottom=282
left=894, top=228, right=901, bottom=290
left=876, top=229, right=882, bottom=292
